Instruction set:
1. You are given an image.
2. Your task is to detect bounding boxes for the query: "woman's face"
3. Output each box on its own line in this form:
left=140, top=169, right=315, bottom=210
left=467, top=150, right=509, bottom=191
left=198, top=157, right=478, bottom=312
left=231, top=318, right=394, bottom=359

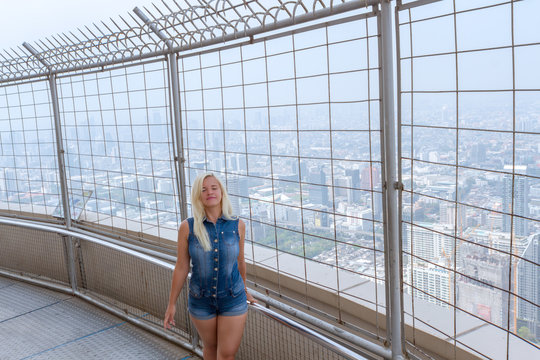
left=200, top=176, right=222, bottom=209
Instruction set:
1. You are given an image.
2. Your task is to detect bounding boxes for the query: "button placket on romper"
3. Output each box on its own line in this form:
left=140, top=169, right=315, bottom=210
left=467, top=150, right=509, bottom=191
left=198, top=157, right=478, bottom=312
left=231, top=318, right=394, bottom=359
left=212, top=222, right=219, bottom=299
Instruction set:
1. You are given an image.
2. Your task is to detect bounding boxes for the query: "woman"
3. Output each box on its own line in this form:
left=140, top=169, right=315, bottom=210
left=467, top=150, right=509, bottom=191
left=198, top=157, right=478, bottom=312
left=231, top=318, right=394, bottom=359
left=164, top=173, right=256, bottom=360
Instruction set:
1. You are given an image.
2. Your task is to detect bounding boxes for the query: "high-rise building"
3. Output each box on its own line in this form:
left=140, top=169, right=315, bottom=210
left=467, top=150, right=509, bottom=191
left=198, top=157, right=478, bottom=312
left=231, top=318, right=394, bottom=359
left=408, top=222, right=454, bottom=264
left=226, top=176, right=241, bottom=216
left=412, top=264, right=450, bottom=308
left=439, top=202, right=466, bottom=230
left=360, top=165, right=380, bottom=190
left=4, top=168, right=18, bottom=198
left=346, top=168, right=360, bottom=187
left=334, top=176, right=352, bottom=203
left=308, top=167, right=328, bottom=207
left=345, top=168, right=361, bottom=203
left=471, top=143, right=487, bottom=165
left=457, top=248, right=509, bottom=325
left=517, top=233, right=540, bottom=341
left=502, top=165, right=529, bottom=237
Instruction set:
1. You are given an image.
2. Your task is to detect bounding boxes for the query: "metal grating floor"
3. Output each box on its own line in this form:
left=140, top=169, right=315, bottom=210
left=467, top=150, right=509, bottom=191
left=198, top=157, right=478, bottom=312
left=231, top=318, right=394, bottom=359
left=0, top=276, right=199, bottom=360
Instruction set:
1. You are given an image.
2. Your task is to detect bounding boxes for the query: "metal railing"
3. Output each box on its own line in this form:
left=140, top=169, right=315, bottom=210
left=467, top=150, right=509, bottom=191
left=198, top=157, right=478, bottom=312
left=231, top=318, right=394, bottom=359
left=0, top=216, right=382, bottom=360
left=0, top=1, right=405, bottom=358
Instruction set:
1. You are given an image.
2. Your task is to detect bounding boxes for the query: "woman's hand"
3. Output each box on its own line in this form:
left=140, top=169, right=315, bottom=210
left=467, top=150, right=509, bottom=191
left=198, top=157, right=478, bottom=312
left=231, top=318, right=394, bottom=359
left=163, top=304, right=176, bottom=330
left=246, top=290, right=257, bottom=304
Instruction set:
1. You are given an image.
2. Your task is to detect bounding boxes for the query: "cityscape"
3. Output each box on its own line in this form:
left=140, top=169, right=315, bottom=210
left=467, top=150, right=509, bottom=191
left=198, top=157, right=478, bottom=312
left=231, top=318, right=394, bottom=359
left=1, top=1, right=540, bottom=355
left=1, top=93, right=539, bottom=344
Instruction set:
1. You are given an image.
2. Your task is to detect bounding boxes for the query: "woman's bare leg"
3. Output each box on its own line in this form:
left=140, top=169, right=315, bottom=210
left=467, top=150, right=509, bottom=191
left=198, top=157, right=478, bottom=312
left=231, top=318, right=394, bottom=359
left=190, top=315, right=218, bottom=360
left=216, top=313, right=248, bottom=360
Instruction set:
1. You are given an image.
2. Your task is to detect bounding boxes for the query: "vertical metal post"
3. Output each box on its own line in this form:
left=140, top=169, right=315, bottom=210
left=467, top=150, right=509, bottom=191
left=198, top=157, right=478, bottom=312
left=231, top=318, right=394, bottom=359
left=24, top=41, right=78, bottom=292
left=380, top=1, right=405, bottom=359
left=50, top=74, right=79, bottom=293
left=23, top=42, right=72, bottom=226
left=62, top=235, right=78, bottom=292
left=168, top=53, right=189, bottom=220
left=49, top=74, right=72, bottom=228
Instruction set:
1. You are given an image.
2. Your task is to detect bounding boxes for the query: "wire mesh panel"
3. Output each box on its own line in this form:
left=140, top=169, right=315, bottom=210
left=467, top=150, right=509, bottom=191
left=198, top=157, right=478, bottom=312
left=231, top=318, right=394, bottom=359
left=179, top=9, right=387, bottom=338
left=397, top=0, right=540, bottom=358
left=77, top=238, right=192, bottom=340
left=238, top=308, right=351, bottom=360
left=0, top=80, right=61, bottom=219
left=0, top=224, right=68, bottom=284
left=56, top=61, right=181, bottom=243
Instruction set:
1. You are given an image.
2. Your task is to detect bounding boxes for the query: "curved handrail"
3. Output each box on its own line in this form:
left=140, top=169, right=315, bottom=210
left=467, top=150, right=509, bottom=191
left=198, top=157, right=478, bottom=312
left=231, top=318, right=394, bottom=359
left=0, top=216, right=385, bottom=359
left=250, top=301, right=368, bottom=360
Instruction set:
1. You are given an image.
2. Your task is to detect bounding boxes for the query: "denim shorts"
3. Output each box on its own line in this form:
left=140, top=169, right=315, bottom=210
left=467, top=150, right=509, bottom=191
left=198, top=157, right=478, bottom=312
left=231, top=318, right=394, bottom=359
left=188, top=289, right=248, bottom=320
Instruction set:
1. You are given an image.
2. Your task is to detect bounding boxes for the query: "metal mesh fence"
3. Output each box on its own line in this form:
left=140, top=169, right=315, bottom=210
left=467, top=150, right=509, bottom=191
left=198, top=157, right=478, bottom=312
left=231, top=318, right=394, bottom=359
left=0, top=80, right=61, bottom=219
left=0, top=222, right=365, bottom=360
left=56, top=60, right=182, bottom=242
left=0, top=0, right=538, bottom=358
left=179, top=10, right=387, bottom=338
left=77, top=238, right=192, bottom=337
left=397, top=0, right=540, bottom=358
left=0, top=224, right=69, bottom=284
left=239, top=307, right=350, bottom=360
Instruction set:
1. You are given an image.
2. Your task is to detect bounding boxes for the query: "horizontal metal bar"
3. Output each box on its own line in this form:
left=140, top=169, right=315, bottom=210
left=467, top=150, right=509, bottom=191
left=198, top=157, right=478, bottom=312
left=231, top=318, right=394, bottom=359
left=0, top=268, right=74, bottom=295
left=54, top=56, right=167, bottom=81
left=72, top=226, right=177, bottom=263
left=397, top=0, right=442, bottom=11
left=246, top=281, right=380, bottom=339
left=1, top=215, right=390, bottom=359
left=250, top=289, right=393, bottom=359
left=2, top=47, right=170, bottom=84
left=250, top=302, right=369, bottom=360
left=176, top=10, right=378, bottom=61
left=0, top=212, right=176, bottom=264
left=171, top=0, right=379, bottom=53
left=0, top=216, right=174, bottom=270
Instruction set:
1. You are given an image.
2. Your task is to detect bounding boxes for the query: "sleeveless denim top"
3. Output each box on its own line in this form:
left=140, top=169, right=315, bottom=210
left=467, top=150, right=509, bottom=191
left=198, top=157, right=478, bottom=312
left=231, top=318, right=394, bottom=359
left=187, top=216, right=244, bottom=299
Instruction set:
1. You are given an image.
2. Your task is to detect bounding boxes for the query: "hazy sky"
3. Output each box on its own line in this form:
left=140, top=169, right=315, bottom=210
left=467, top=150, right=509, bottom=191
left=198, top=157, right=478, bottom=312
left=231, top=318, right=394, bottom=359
left=0, top=0, right=162, bottom=52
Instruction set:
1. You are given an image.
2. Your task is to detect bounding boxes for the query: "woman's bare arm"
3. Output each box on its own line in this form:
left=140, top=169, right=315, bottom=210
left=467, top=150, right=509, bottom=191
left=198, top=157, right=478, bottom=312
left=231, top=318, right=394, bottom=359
left=237, top=219, right=256, bottom=303
left=164, top=220, right=191, bottom=329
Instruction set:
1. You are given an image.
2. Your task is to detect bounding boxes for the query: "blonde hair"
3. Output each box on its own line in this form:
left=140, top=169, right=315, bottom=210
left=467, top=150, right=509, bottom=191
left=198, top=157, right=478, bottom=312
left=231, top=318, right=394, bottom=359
left=191, top=173, right=235, bottom=251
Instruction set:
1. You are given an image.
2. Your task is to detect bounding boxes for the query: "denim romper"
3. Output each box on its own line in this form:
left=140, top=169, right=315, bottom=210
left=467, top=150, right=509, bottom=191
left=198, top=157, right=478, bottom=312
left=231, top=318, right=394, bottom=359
left=187, top=216, right=248, bottom=319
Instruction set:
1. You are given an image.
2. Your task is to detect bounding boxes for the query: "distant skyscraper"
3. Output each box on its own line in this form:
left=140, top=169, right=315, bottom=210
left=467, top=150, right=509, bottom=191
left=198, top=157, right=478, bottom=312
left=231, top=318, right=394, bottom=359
left=334, top=177, right=352, bottom=202
left=308, top=168, right=328, bottom=207
left=457, top=248, right=509, bottom=325
left=4, top=168, right=18, bottom=198
left=502, top=165, right=529, bottom=237
left=441, top=105, right=449, bottom=125
left=440, top=202, right=466, bottom=230
left=230, top=153, right=246, bottom=172
left=227, top=176, right=241, bottom=216
left=408, top=223, right=454, bottom=264
left=412, top=265, right=450, bottom=308
left=156, top=179, right=174, bottom=194
left=471, top=143, right=487, bottom=165
left=346, top=169, right=360, bottom=188
left=299, top=161, right=308, bottom=181
left=517, top=233, right=540, bottom=341
left=138, top=177, right=154, bottom=193
left=123, top=178, right=139, bottom=202
left=360, top=166, right=380, bottom=190
left=345, top=168, right=361, bottom=203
